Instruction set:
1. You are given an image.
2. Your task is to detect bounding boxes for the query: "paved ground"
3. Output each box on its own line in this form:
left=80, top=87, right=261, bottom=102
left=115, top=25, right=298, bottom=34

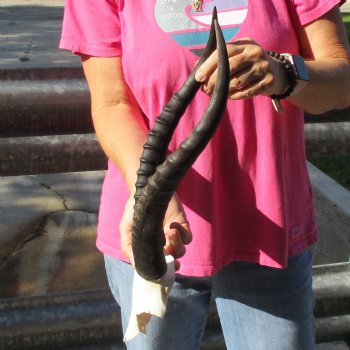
left=0, top=0, right=349, bottom=71
left=0, top=0, right=79, bottom=70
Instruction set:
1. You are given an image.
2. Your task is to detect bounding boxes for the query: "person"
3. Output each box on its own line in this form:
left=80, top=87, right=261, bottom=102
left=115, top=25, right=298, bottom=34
left=60, top=1, right=350, bottom=349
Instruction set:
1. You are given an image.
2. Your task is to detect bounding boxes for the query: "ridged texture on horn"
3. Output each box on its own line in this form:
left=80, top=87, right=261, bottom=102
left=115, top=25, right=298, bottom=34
left=134, top=16, right=218, bottom=201
left=132, top=8, right=230, bottom=281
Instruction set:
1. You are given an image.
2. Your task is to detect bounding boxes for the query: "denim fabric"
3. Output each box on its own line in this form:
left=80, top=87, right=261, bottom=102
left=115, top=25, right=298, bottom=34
left=104, top=250, right=315, bottom=350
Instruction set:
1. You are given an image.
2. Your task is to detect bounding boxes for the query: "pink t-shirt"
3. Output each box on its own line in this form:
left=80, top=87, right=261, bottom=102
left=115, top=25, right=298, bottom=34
left=60, top=0, right=342, bottom=276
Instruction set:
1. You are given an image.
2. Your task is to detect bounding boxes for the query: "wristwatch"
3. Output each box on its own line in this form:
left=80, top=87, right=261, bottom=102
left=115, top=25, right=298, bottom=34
left=267, top=51, right=309, bottom=112
left=282, top=54, right=309, bottom=96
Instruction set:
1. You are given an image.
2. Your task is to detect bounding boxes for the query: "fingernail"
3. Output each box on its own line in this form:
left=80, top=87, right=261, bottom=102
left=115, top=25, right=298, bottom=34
left=201, top=84, right=210, bottom=94
left=169, top=231, right=178, bottom=244
left=195, top=70, right=206, bottom=82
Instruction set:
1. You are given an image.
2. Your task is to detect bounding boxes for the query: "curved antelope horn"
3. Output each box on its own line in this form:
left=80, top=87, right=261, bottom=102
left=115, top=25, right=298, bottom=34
left=132, top=9, right=230, bottom=281
left=134, top=13, right=218, bottom=201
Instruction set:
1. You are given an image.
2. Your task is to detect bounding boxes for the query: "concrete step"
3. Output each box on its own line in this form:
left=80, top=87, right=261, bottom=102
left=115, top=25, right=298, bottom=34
left=60, top=341, right=350, bottom=350
left=0, top=134, right=106, bottom=176
left=317, top=342, right=350, bottom=349
left=63, top=342, right=350, bottom=350
left=1, top=283, right=350, bottom=349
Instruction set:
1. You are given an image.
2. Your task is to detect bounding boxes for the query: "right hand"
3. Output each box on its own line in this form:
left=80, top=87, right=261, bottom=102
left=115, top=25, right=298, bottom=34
left=119, top=193, right=192, bottom=271
left=195, top=38, right=288, bottom=100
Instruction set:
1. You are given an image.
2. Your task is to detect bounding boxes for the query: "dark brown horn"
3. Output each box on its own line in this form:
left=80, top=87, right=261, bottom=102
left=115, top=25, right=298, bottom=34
left=134, top=13, right=218, bottom=201
left=132, top=8, right=230, bottom=281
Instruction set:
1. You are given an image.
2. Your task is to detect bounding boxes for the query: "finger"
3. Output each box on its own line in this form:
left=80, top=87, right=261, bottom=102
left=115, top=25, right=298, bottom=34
left=229, top=76, right=272, bottom=100
left=232, top=58, right=269, bottom=87
left=120, top=235, right=135, bottom=266
left=201, top=47, right=249, bottom=95
left=204, top=60, right=250, bottom=96
left=164, top=228, right=186, bottom=259
left=195, top=50, right=219, bottom=83
left=170, top=222, right=192, bottom=244
left=195, top=43, right=243, bottom=83
left=229, top=61, right=274, bottom=99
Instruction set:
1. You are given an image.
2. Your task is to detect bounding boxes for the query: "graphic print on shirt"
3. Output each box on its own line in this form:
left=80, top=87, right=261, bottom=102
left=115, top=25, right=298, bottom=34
left=154, top=0, right=248, bottom=56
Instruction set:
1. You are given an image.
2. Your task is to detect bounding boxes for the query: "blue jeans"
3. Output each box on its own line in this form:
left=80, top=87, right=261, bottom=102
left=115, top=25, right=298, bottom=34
left=104, top=250, right=315, bottom=350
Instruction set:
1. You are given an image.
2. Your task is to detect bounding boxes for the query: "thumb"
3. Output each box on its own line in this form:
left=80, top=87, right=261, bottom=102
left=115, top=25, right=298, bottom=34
left=119, top=197, right=135, bottom=266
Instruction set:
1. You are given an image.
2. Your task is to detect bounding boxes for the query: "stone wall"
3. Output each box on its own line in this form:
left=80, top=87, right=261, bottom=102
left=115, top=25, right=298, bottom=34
left=0, top=172, right=107, bottom=298
left=309, top=163, right=350, bottom=265
left=1, top=164, right=349, bottom=299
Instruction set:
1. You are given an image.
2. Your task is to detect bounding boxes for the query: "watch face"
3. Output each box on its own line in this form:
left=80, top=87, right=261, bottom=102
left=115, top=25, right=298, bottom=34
left=293, top=55, right=309, bottom=81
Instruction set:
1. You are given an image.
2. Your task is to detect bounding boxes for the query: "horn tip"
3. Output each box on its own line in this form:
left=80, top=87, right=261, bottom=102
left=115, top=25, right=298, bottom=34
left=212, top=6, right=218, bottom=19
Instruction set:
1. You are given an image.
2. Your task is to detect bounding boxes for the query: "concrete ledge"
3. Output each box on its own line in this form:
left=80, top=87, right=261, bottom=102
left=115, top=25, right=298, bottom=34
left=0, top=158, right=350, bottom=350
left=0, top=289, right=223, bottom=350
left=1, top=119, right=349, bottom=176
left=1, top=164, right=350, bottom=298
left=1, top=263, right=350, bottom=350
left=313, top=262, right=350, bottom=318
left=308, top=162, right=350, bottom=265
left=305, top=109, right=350, bottom=123
left=305, top=122, right=350, bottom=156
left=0, top=76, right=91, bottom=137
left=1, top=75, right=349, bottom=149
left=0, top=289, right=124, bottom=350
left=0, top=134, right=106, bottom=176
left=0, top=171, right=106, bottom=298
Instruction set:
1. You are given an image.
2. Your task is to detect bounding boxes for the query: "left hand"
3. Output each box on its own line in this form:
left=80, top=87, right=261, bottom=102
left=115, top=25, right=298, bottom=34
left=119, top=193, right=192, bottom=271
left=195, top=38, right=288, bottom=100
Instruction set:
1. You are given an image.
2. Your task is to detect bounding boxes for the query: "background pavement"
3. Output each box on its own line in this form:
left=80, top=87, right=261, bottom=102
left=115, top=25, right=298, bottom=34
left=0, top=0, right=80, bottom=70
left=0, top=0, right=349, bottom=71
